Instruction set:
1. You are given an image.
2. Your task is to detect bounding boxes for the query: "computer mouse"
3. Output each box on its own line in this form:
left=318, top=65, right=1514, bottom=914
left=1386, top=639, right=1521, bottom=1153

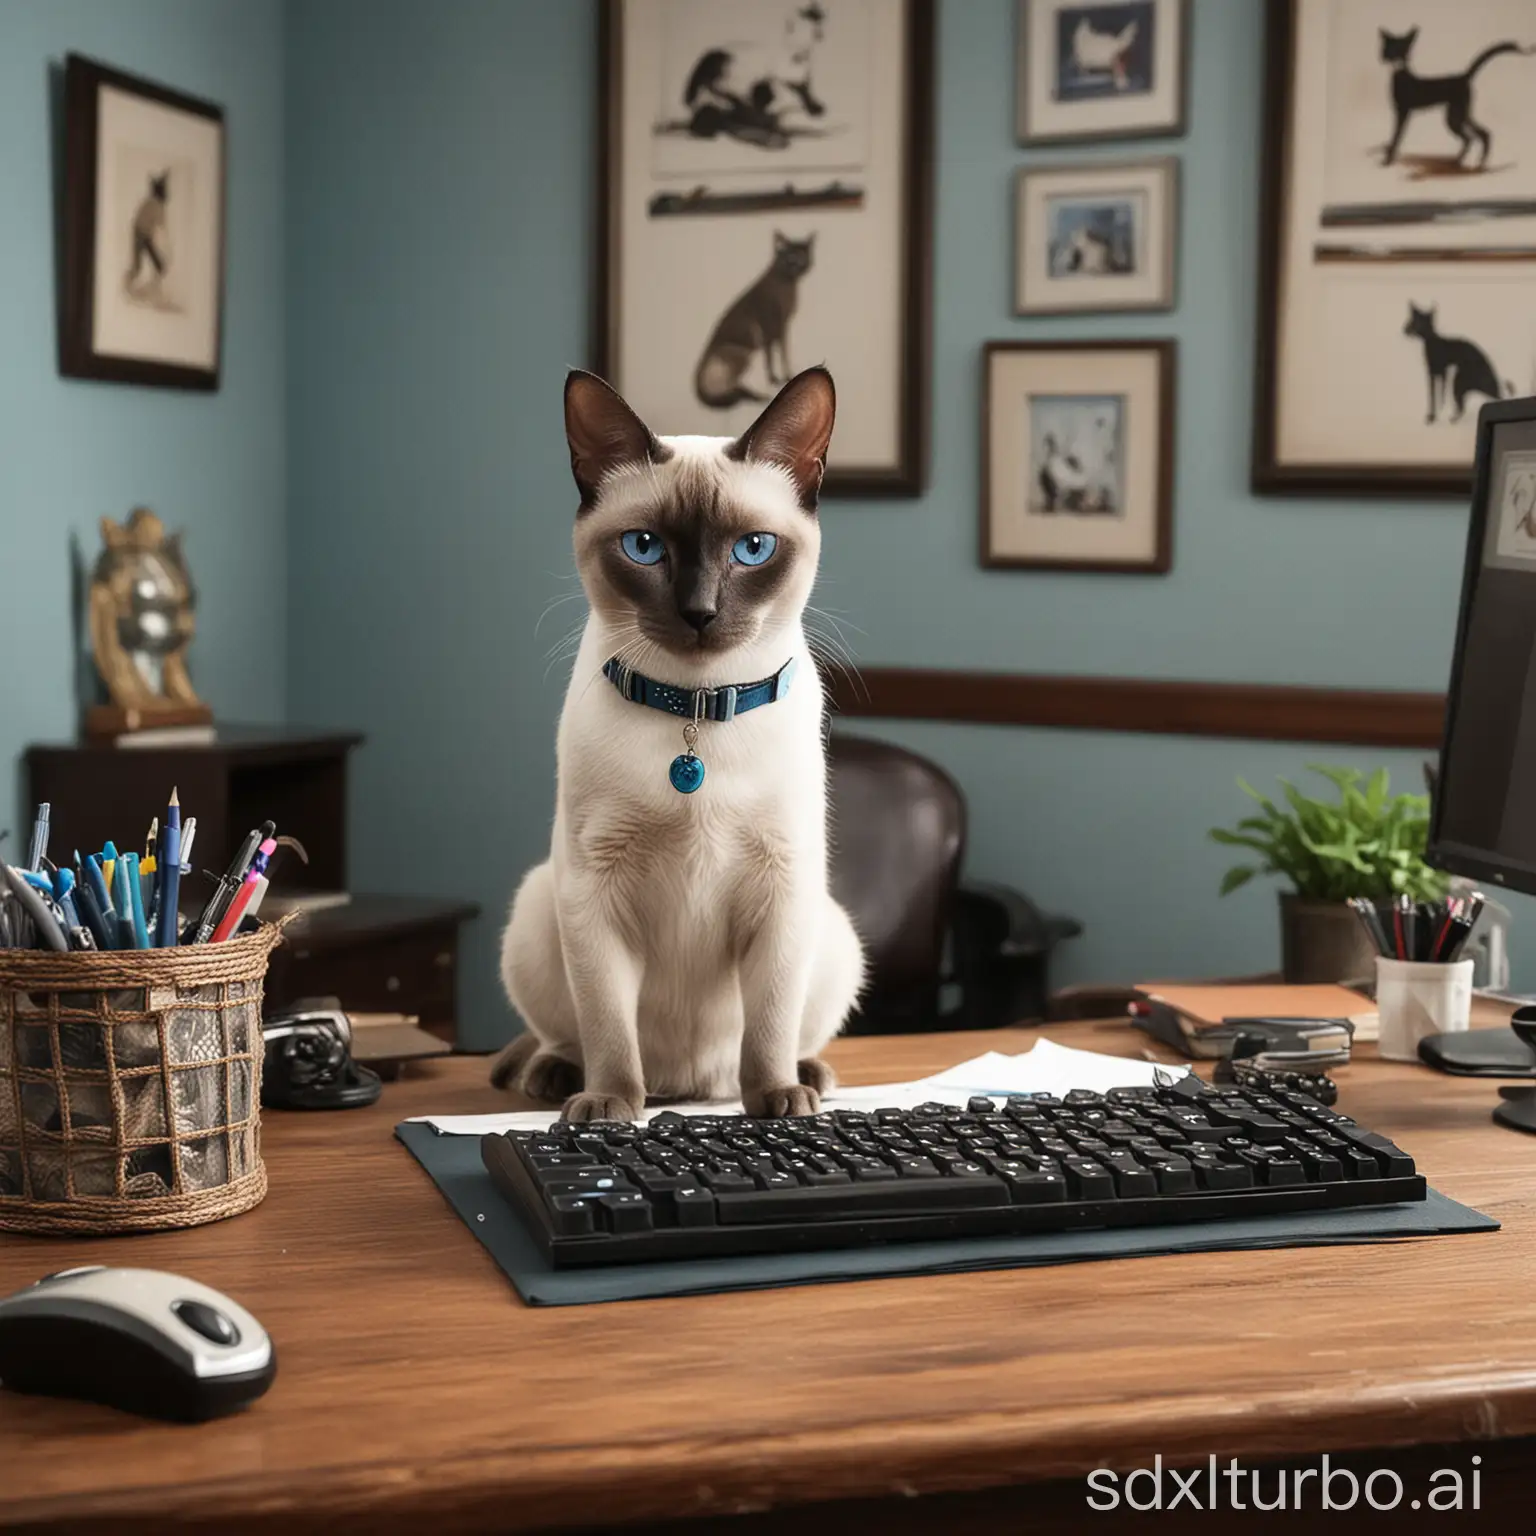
left=0, top=1266, right=276, bottom=1423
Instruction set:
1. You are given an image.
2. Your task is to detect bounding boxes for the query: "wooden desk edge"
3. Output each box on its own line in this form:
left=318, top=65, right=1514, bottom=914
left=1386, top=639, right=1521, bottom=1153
left=7, top=1334, right=1536, bottom=1532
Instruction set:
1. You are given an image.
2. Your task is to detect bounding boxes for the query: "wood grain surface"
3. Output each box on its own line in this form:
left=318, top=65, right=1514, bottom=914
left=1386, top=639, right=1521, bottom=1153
left=824, top=668, right=1447, bottom=748
left=1, top=1021, right=1532, bottom=1533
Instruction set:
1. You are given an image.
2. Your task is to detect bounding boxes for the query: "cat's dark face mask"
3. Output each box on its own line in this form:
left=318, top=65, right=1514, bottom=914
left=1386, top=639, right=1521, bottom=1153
left=595, top=494, right=803, bottom=658
left=564, top=367, right=835, bottom=669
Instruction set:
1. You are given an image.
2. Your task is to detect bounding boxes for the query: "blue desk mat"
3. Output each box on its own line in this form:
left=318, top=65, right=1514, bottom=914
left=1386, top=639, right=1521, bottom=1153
left=396, top=1122, right=1499, bottom=1307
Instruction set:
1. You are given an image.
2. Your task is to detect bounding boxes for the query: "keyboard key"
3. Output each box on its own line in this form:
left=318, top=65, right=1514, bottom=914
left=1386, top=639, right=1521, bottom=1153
left=850, top=1161, right=898, bottom=1182
left=945, top=1161, right=993, bottom=1179
left=1062, top=1160, right=1116, bottom=1201
left=754, top=1171, right=801, bottom=1192
left=537, top=1167, right=627, bottom=1193
left=1336, top=1128, right=1416, bottom=1177
left=714, top=1174, right=1009, bottom=1224
left=1100, top=1154, right=1157, bottom=1198
left=986, top=1160, right=1068, bottom=1203
left=1143, top=1159, right=1196, bottom=1195
left=700, top=1168, right=754, bottom=1194
left=547, top=1196, right=596, bottom=1235
left=597, top=1192, right=653, bottom=1232
left=1193, top=1160, right=1253, bottom=1190
left=527, top=1152, right=600, bottom=1172
left=672, top=1186, right=717, bottom=1226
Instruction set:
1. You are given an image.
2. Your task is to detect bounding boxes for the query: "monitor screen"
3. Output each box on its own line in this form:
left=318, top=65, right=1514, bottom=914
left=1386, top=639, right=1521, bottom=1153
left=1429, top=400, right=1536, bottom=896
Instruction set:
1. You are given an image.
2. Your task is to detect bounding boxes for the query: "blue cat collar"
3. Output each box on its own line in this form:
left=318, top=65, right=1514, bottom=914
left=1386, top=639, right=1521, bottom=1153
left=602, top=655, right=798, bottom=723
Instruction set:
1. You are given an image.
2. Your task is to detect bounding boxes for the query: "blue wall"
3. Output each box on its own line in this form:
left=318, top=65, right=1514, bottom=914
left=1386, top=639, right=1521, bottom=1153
left=285, top=0, right=598, bottom=1043
left=0, top=0, right=288, bottom=838
left=285, top=0, right=1530, bottom=1048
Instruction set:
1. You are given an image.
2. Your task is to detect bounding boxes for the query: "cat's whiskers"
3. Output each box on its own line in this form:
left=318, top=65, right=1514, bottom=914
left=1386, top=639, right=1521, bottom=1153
left=570, top=622, right=653, bottom=704
left=534, top=587, right=587, bottom=640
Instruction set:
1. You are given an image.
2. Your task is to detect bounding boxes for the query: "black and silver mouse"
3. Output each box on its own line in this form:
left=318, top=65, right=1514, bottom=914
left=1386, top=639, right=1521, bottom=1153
left=0, top=1266, right=276, bottom=1422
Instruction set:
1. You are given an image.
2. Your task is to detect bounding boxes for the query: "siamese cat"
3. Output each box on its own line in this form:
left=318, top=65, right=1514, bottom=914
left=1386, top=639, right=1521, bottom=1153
left=490, top=365, right=865, bottom=1121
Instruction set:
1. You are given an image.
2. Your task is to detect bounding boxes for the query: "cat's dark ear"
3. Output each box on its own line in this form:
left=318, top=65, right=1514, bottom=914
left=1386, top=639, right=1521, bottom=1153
left=774, top=230, right=789, bottom=250
left=564, top=369, right=668, bottom=507
left=1406, top=25, right=1418, bottom=45
left=727, top=365, right=836, bottom=511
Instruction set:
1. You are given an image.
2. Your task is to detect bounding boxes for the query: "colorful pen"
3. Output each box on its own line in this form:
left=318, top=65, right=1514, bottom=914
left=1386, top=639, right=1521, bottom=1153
left=101, top=840, right=119, bottom=896
left=53, top=867, right=82, bottom=933
left=194, top=822, right=273, bottom=943
left=83, top=853, right=118, bottom=937
left=155, top=788, right=182, bottom=947
left=123, top=853, right=149, bottom=949
left=211, top=837, right=276, bottom=943
left=113, top=855, right=138, bottom=949
left=73, top=872, right=114, bottom=951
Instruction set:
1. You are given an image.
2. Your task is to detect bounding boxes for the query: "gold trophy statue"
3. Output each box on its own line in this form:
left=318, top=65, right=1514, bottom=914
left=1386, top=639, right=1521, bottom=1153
left=86, top=507, right=213, bottom=740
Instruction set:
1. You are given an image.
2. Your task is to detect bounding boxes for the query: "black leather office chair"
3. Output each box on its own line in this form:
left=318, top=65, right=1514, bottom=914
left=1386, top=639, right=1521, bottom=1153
left=827, top=733, right=1081, bottom=1034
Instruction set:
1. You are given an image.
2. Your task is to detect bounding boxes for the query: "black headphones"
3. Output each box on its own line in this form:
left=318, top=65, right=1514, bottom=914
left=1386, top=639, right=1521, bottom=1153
left=261, top=1006, right=381, bottom=1110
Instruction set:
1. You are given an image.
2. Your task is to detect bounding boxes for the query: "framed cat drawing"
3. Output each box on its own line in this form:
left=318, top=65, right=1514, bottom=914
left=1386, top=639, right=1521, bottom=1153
left=981, top=340, right=1176, bottom=574
left=1014, top=158, right=1178, bottom=315
left=60, top=55, right=225, bottom=390
left=1015, top=0, right=1189, bottom=146
left=1254, top=0, right=1536, bottom=495
left=596, top=0, right=934, bottom=495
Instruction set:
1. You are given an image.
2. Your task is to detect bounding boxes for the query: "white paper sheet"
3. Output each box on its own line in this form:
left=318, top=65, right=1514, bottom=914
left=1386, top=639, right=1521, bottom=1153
left=412, top=1039, right=1189, bottom=1135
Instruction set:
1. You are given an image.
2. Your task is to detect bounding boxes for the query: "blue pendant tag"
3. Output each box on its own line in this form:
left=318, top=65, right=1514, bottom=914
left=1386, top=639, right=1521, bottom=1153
left=670, top=716, right=704, bottom=794
left=669, top=752, right=705, bottom=794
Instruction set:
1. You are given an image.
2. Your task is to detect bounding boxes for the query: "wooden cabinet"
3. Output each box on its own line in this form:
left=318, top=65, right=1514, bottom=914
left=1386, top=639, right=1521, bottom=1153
left=265, top=895, right=477, bottom=1041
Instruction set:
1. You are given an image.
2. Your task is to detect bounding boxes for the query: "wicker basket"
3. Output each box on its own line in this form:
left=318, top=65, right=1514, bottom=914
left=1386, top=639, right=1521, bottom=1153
left=0, top=923, right=283, bottom=1236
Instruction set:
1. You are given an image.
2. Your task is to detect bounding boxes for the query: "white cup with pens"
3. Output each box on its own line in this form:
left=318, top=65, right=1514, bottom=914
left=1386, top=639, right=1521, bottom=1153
left=1349, top=894, right=1482, bottom=1063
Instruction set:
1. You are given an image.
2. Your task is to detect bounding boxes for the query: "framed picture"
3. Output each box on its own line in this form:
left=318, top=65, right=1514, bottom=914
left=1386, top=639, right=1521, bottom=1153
left=1254, top=0, right=1536, bottom=496
left=597, top=0, right=934, bottom=495
left=1015, top=0, right=1188, bottom=146
left=1014, top=157, right=1178, bottom=315
left=60, top=54, right=225, bottom=390
left=981, top=340, right=1175, bottom=574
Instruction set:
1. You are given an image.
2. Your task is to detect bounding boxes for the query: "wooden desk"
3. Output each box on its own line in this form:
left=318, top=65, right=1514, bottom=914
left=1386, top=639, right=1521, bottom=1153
left=2, top=1022, right=1534, bottom=1533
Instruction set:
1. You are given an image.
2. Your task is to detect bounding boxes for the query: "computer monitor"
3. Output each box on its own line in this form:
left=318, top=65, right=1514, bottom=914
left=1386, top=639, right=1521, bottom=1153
left=1428, top=397, right=1536, bottom=896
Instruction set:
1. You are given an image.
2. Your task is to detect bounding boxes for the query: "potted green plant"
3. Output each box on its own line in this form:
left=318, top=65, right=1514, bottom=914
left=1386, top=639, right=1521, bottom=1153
left=1209, top=765, right=1448, bottom=983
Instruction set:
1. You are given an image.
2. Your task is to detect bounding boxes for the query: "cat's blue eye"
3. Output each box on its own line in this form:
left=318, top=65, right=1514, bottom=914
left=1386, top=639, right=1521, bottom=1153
left=732, top=532, right=777, bottom=567
left=621, top=530, right=665, bottom=566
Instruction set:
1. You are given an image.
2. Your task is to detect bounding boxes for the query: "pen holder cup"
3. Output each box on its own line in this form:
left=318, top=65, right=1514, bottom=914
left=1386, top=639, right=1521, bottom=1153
left=1374, top=956, right=1474, bottom=1064
left=0, top=923, right=283, bottom=1236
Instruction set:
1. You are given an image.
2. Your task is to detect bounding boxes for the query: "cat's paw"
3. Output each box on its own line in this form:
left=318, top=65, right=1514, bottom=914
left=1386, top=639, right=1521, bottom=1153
left=743, top=1083, right=821, bottom=1118
left=560, top=1091, right=643, bottom=1124
left=796, top=1057, right=837, bottom=1095
left=521, top=1051, right=583, bottom=1104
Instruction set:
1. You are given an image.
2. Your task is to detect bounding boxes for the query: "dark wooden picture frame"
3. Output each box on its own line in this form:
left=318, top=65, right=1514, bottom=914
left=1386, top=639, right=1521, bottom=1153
left=981, top=339, right=1176, bottom=574
left=594, top=0, right=935, bottom=496
left=1251, top=0, right=1505, bottom=498
left=60, top=53, right=226, bottom=391
left=1015, top=0, right=1190, bottom=148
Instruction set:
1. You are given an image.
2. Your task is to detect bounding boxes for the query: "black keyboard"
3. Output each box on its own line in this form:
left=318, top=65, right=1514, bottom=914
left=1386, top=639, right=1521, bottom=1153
left=481, top=1081, right=1426, bottom=1268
